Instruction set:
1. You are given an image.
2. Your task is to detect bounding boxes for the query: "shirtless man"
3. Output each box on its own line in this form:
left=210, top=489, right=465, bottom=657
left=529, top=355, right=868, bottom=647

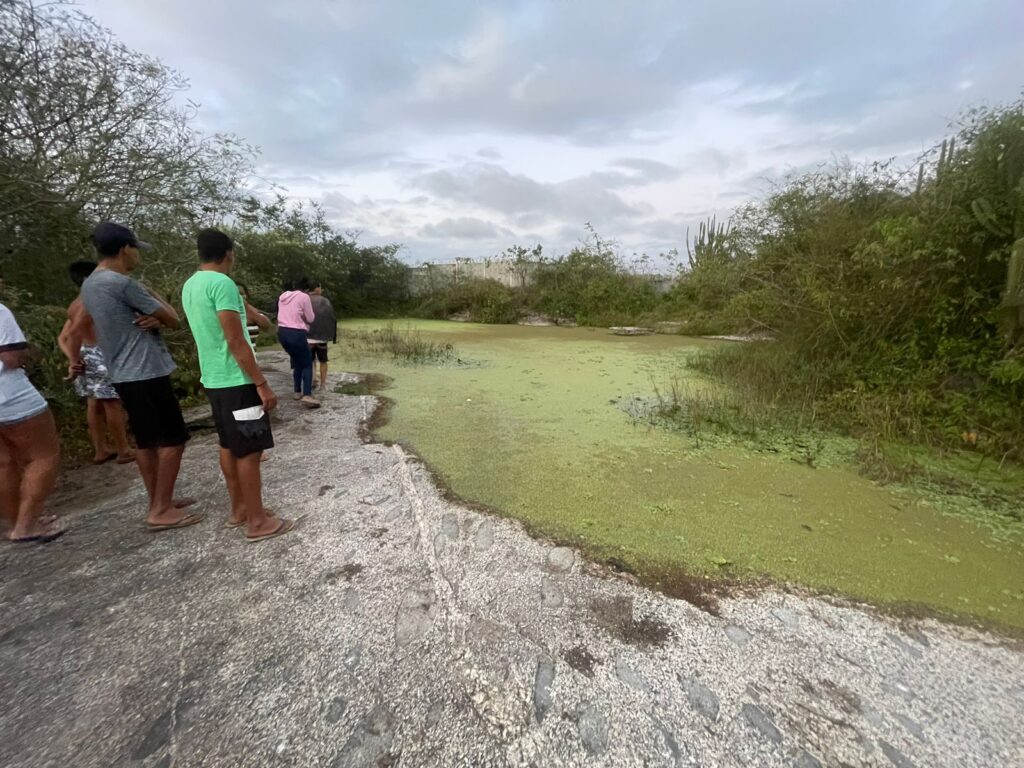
left=59, top=261, right=134, bottom=464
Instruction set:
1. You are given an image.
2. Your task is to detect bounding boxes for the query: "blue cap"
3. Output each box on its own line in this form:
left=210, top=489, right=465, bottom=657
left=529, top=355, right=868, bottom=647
left=90, top=222, right=152, bottom=253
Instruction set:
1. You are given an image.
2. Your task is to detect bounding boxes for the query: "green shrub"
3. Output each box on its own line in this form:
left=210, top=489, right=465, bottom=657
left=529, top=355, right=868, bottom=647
left=673, top=98, right=1024, bottom=457
left=343, top=324, right=456, bottom=364
left=414, top=278, right=520, bottom=324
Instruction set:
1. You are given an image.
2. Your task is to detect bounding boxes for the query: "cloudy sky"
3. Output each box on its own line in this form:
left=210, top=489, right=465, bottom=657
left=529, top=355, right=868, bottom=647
left=79, top=0, right=1023, bottom=265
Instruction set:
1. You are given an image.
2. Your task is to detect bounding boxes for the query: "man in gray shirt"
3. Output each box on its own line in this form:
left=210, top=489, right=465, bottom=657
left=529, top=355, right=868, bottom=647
left=64, top=223, right=200, bottom=531
left=307, top=283, right=337, bottom=392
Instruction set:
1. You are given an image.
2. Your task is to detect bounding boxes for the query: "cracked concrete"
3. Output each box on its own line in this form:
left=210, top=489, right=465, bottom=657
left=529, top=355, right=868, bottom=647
left=0, top=351, right=1021, bottom=767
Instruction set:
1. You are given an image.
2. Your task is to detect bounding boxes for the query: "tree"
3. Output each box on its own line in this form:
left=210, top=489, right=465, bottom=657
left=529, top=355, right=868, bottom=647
left=494, top=244, right=543, bottom=288
left=0, top=0, right=255, bottom=297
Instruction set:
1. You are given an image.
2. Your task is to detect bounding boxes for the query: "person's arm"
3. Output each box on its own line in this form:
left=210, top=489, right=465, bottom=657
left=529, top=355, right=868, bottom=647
left=218, top=310, right=277, bottom=411
left=0, top=347, right=27, bottom=369
left=58, top=304, right=90, bottom=378
left=125, top=280, right=179, bottom=330
left=0, top=306, right=31, bottom=371
left=326, top=299, right=337, bottom=343
left=301, top=294, right=315, bottom=326
left=245, top=302, right=272, bottom=331
left=57, top=317, right=75, bottom=361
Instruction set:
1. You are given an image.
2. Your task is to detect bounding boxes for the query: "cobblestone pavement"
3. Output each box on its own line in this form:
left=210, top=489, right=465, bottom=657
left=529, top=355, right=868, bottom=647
left=0, top=353, right=1021, bottom=767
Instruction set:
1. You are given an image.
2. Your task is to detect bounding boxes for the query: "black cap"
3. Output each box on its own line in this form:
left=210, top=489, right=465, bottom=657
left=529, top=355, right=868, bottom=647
left=90, top=222, right=152, bottom=253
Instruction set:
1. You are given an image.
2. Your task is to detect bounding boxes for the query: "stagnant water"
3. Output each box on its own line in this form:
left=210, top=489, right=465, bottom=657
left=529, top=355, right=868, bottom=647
left=338, top=319, right=1024, bottom=629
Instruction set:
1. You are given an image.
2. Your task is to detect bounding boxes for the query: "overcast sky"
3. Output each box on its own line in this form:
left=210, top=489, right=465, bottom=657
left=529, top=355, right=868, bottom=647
left=78, top=0, right=1023, bottom=265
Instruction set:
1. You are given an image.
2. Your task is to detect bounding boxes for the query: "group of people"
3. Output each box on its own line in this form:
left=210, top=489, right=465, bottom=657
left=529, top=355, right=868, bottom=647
left=0, top=222, right=336, bottom=544
left=277, top=276, right=337, bottom=409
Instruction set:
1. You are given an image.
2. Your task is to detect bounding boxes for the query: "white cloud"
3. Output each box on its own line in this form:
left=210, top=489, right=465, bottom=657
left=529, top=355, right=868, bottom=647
left=74, top=0, right=1024, bottom=263
left=420, top=217, right=512, bottom=240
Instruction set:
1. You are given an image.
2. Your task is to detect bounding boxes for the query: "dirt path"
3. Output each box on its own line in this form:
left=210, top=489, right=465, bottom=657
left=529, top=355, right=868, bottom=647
left=0, top=351, right=1020, bottom=767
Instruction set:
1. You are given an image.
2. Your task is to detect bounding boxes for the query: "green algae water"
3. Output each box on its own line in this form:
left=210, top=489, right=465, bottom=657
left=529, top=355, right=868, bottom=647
left=338, top=319, right=1024, bottom=629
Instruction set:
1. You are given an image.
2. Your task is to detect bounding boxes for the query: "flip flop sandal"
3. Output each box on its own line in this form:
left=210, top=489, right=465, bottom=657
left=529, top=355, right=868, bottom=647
left=226, top=509, right=276, bottom=528
left=148, top=513, right=203, bottom=532
left=11, top=529, right=67, bottom=544
left=246, top=518, right=295, bottom=543
left=115, top=454, right=137, bottom=465
left=91, top=453, right=117, bottom=465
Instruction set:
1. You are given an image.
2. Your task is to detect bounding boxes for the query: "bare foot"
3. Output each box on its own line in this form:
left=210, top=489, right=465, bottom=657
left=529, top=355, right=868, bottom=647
left=147, top=506, right=197, bottom=527
left=245, top=517, right=294, bottom=541
left=116, top=450, right=136, bottom=464
left=9, top=522, right=66, bottom=542
left=228, top=508, right=275, bottom=527
left=173, top=497, right=198, bottom=509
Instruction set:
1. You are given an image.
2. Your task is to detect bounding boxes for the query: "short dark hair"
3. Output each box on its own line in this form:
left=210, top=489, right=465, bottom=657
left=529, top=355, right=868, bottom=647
left=197, top=228, right=234, bottom=264
left=68, top=260, right=97, bottom=287
left=283, top=276, right=311, bottom=292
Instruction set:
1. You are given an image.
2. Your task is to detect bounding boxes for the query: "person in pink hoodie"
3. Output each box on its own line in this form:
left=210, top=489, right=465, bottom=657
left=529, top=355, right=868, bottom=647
left=276, top=277, right=320, bottom=408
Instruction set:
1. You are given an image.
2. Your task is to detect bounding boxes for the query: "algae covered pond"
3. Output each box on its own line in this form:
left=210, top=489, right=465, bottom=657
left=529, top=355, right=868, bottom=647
left=338, top=319, right=1024, bottom=629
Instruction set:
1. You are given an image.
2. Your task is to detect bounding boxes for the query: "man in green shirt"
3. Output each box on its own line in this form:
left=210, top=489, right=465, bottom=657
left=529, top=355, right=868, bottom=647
left=182, top=228, right=293, bottom=542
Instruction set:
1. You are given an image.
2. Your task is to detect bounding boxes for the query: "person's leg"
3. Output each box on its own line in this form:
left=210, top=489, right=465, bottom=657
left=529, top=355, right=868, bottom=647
left=0, top=435, right=20, bottom=531
left=319, top=360, right=328, bottom=390
left=5, top=410, right=61, bottom=540
left=118, top=378, right=191, bottom=525
left=279, top=330, right=303, bottom=395
left=210, top=383, right=283, bottom=537
left=147, top=444, right=185, bottom=526
left=220, top=447, right=245, bottom=525
left=135, top=446, right=158, bottom=498
left=100, top=399, right=134, bottom=461
left=234, top=451, right=287, bottom=538
left=301, top=360, right=313, bottom=396
left=283, top=330, right=314, bottom=397
left=85, top=397, right=109, bottom=461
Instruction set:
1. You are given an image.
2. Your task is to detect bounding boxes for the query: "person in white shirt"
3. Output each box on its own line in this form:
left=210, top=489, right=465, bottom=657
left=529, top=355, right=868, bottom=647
left=0, top=303, right=64, bottom=542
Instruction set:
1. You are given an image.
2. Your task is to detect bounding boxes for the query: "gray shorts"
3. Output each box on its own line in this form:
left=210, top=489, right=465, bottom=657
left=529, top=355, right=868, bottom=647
left=74, top=345, right=119, bottom=400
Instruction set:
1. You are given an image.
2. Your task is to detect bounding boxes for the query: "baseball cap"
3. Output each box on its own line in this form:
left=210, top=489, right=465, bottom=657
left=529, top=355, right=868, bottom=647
left=90, top=222, right=152, bottom=253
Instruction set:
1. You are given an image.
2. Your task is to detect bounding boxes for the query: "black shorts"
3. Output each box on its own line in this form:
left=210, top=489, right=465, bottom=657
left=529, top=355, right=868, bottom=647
left=205, top=384, right=274, bottom=458
left=113, top=376, right=189, bottom=450
left=310, top=342, right=328, bottom=363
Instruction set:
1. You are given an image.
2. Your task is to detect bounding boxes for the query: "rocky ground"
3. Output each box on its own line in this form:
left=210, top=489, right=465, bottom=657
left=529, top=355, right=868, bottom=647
left=0, top=350, right=1021, bottom=767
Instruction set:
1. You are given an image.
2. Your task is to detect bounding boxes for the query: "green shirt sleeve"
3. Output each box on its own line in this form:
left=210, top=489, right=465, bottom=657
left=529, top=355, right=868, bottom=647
left=211, top=276, right=243, bottom=314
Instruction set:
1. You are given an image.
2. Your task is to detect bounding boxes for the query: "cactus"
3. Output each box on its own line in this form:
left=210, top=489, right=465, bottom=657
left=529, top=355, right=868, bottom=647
left=935, top=136, right=958, bottom=181
left=1006, top=241, right=1024, bottom=305
left=971, top=198, right=1011, bottom=238
left=960, top=115, right=1024, bottom=347
left=686, top=216, right=730, bottom=270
